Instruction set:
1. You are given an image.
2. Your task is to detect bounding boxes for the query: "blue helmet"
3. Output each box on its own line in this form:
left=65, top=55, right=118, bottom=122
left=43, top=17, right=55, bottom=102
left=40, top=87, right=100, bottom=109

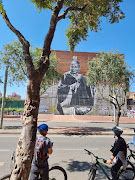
left=37, top=124, right=48, bottom=131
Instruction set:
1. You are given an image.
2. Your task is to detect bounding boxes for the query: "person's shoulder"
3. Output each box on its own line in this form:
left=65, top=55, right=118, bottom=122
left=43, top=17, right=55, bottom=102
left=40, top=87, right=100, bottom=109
left=63, top=71, right=70, bottom=76
left=62, top=71, right=71, bottom=79
left=78, top=74, right=83, bottom=78
left=119, top=137, right=126, bottom=144
left=45, top=136, right=52, bottom=143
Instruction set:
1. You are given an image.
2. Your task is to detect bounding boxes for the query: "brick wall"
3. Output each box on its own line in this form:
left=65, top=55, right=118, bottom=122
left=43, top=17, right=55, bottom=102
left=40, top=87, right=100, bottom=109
left=52, top=50, right=98, bottom=75
left=40, top=50, right=126, bottom=116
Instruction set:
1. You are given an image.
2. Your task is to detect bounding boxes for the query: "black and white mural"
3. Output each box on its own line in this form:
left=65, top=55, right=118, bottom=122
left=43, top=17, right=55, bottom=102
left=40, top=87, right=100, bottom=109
left=57, top=56, right=95, bottom=115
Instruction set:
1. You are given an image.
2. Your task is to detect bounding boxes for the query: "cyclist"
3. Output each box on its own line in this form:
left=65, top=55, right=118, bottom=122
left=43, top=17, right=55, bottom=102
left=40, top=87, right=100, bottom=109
left=106, top=126, right=127, bottom=180
left=127, top=128, right=135, bottom=153
left=29, top=124, right=53, bottom=180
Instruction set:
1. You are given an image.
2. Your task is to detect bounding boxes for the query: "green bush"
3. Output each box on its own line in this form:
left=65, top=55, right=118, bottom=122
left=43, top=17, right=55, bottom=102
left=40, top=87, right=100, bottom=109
left=1, top=108, right=24, bottom=112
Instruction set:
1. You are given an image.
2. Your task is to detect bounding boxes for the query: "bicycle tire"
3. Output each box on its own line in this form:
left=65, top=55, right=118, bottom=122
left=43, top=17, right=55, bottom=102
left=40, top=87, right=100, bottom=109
left=88, top=168, right=96, bottom=180
left=0, top=174, right=11, bottom=180
left=127, top=160, right=135, bottom=170
left=49, top=166, right=67, bottom=180
left=118, top=167, right=135, bottom=180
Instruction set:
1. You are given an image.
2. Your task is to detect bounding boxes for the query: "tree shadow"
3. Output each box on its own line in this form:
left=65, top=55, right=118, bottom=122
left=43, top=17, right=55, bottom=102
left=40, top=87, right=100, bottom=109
left=50, top=127, right=111, bottom=135
left=67, top=160, right=112, bottom=180
left=67, top=160, right=91, bottom=172
left=3, top=126, right=22, bottom=129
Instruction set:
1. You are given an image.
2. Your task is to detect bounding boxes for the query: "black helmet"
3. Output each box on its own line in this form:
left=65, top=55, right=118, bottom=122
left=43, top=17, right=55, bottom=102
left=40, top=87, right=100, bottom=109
left=112, top=126, right=123, bottom=136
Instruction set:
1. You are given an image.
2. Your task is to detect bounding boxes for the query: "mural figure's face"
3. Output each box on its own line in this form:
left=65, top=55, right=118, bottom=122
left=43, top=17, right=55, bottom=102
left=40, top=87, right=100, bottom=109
left=70, top=61, right=80, bottom=74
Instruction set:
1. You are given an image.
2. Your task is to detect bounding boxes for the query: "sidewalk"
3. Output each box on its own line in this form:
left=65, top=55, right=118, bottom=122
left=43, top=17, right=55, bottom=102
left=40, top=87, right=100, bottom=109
left=0, top=114, right=134, bottom=135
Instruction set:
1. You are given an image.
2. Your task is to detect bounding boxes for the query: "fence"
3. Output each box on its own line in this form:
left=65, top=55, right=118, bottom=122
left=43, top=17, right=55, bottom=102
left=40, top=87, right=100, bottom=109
left=0, top=100, right=25, bottom=108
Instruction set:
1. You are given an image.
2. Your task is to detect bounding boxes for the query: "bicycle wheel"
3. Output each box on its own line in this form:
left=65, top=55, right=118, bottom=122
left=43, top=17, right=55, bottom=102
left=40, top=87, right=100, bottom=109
left=88, top=168, right=96, bottom=180
left=0, top=174, right=11, bottom=180
left=49, top=166, right=67, bottom=180
left=127, top=160, right=135, bottom=170
left=118, top=167, right=135, bottom=180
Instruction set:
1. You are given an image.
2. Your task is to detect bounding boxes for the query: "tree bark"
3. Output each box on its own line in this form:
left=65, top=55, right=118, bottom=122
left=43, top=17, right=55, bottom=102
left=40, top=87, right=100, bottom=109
left=10, top=77, right=41, bottom=180
left=1, top=1, right=64, bottom=179
left=116, top=107, right=121, bottom=126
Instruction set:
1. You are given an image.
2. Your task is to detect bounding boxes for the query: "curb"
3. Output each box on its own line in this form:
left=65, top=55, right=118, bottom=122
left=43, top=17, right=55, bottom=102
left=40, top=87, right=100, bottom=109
left=0, top=130, right=134, bottom=136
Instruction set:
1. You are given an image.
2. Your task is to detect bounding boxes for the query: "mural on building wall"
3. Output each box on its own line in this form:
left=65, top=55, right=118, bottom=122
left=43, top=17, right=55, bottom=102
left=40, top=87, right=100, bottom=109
left=57, top=56, right=95, bottom=115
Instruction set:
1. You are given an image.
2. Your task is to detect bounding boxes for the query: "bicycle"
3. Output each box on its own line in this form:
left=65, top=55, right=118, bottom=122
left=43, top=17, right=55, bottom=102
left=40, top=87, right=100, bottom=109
left=127, top=146, right=135, bottom=161
left=0, top=152, right=67, bottom=180
left=126, top=146, right=135, bottom=171
left=84, top=149, right=135, bottom=180
left=0, top=166, right=67, bottom=180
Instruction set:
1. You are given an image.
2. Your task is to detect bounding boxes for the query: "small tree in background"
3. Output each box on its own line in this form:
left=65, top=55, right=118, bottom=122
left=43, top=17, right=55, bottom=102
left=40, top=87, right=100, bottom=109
left=86, top=51, right=135, bottom=126
left=0, top=0, right=125, bottom=179
left=0, top=40, right=61, bottom=94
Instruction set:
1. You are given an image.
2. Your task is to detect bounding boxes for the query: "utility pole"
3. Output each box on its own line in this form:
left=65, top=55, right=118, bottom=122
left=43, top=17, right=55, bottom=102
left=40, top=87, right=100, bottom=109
left=0, top=66, right=8, bottom=129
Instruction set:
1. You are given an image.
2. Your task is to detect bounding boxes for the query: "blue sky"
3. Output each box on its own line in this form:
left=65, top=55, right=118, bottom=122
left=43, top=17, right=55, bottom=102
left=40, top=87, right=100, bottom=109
left=0, top=0, right=135, bottom=100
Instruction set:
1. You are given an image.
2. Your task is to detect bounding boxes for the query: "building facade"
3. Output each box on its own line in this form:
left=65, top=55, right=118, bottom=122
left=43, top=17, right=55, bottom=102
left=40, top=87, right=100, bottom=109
left=40, top=50, right=126, bottom=116
left=8, top=92, right=21, bottom=99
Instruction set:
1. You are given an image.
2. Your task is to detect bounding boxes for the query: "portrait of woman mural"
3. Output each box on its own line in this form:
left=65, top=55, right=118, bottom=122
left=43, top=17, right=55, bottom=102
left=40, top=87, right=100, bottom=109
left=57, top=56, right=95, bottom=115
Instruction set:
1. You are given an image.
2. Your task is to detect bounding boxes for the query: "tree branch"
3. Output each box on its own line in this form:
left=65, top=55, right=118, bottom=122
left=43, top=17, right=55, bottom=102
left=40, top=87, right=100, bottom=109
left=110, top=100, right=117, bottom=109
left=38, top=0, right=64, bottom=74
left=1, top=13, right=28, bottom=47
left=97, top=86, right=117, bottom=109
left=1, top=11, right=36, bottom=77
left=57, top=4, right=87, bottom=21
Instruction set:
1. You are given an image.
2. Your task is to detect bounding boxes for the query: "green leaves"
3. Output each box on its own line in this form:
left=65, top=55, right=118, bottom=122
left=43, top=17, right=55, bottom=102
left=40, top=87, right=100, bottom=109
left=86, top=51, right=135, bottom=92
left=29, top=0, right=125, bottom=52
left=40, top=52, right=62, bottom=95
left=0, top=0, right=6, bottom=17
left=30, top=0, right=57, bottom=12
left=0, top=40, right=27, bottom=86
left=65, top=0, right=125, bottom=51
left=0, top=40, right=61, bottom=91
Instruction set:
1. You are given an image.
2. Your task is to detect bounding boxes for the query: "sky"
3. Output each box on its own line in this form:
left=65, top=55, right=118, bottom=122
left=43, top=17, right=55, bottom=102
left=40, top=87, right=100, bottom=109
left=0, top=0, right=135, bottom=100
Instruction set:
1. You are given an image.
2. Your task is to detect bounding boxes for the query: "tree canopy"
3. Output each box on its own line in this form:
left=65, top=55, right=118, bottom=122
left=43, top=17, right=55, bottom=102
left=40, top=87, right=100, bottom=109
left=0, top=40, right=61, bottom=92
left=1, top=0, right=125, bottom=52
left=86, top=51, right=134, bottom=91
left=0, top=0, right=126, bottom=179
left=86, top=51, right=135, bottom=126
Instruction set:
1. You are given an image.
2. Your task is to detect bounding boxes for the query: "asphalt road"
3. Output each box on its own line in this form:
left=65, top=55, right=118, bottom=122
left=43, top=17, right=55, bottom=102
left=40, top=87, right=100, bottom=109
left=2, top=121, right=135, bottom=129
left=0, top=135, right=134, bottom=179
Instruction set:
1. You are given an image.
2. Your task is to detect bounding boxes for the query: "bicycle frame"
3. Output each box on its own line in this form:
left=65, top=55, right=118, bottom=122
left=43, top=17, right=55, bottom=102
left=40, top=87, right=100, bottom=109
left=127, top=147, right=135, bottom=161
left=95, top=159, right=111, bottom=180
left=85, top=149, right=135, bottom=180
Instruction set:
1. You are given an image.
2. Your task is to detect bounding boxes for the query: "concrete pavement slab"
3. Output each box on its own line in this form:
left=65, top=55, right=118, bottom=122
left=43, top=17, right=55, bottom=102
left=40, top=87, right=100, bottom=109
left=0, top=114, right=134, bottom=135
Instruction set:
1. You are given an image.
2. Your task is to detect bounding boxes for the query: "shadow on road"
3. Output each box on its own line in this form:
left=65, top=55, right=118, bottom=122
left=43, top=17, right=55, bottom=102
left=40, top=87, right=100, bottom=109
left=3, top=126, right=22, bottom=129
left=49, top=127, right=111, bottom=135
left=67, top=160, right=91, bottom=171
left=67, top=160, right=112, bottom=179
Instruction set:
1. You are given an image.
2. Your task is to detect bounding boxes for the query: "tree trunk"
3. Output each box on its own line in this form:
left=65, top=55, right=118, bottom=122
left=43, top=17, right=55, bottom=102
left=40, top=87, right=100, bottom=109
left=115, top=107, right=121, bottom=126
left=10, top=78, right=41, bottom=180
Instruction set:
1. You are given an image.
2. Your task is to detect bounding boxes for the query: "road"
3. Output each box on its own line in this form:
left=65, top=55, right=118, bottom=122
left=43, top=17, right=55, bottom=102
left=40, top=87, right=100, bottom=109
left=3, top=121, right=135, bottom=129
left=0, top=135, right=134, bottom=179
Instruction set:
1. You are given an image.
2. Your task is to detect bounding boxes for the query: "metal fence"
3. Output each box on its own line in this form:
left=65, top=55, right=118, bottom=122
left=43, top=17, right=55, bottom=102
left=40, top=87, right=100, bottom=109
left=0, top=100, right=25, bottom=108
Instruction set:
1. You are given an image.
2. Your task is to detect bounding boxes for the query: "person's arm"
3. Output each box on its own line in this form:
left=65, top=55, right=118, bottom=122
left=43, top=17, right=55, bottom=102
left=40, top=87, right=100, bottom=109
left=48, top=140, right=53, bottom=155
left=48, top=148, right=53, bottom=155
left=106, top=155, right=114, bottom=165
left=106, top=140, right=122, bottom=164
left=127, top=141, right=134, bottom=145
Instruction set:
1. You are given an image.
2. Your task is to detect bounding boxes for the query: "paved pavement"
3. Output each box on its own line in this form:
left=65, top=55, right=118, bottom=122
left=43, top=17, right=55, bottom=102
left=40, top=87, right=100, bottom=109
left=0, top=114, right=135, bottom=135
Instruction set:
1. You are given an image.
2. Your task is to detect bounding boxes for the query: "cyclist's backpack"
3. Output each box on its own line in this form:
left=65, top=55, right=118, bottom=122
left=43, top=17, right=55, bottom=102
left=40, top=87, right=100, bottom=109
left=33, top=136, right=48, bottom=166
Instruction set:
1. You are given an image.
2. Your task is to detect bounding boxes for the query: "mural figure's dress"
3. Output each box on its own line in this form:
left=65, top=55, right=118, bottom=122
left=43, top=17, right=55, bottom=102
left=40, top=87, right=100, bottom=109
left=57, top=72, right=94, bottom=115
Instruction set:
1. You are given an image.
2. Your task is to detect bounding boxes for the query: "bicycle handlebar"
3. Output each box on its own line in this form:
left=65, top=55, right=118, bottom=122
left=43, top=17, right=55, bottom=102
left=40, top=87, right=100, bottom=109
left=84, top=149, right=107, bottom=163
left=127, top=145, right=133, bottom=153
